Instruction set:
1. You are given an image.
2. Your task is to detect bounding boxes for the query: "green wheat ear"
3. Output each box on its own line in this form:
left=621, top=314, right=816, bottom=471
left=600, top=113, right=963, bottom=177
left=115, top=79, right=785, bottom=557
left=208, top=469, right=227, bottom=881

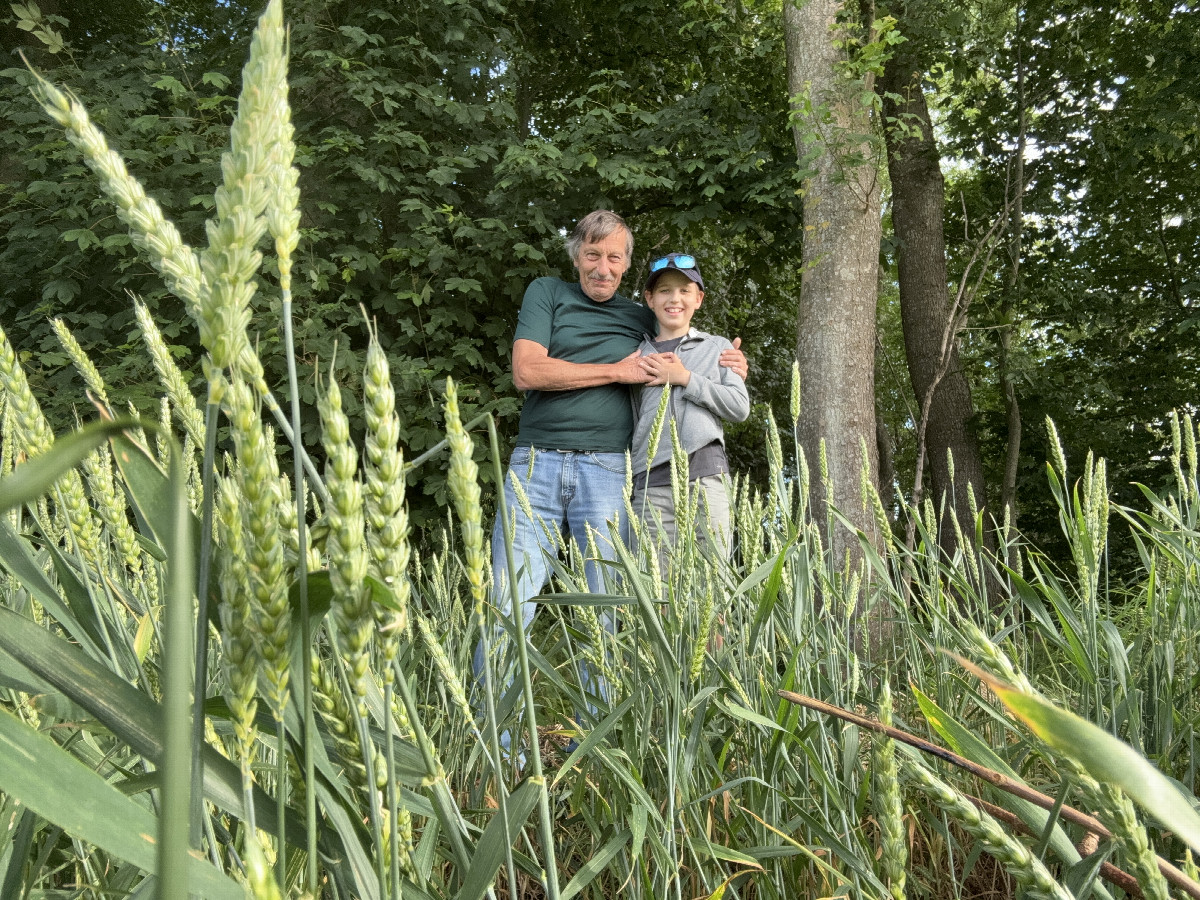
left=443, top=377, right=487, bottom=617
left=199, top=0, right=287, bottom=378
left=29, top=76, right=207, bottom=319
left=51, top=319, right=110, bottom=411
left=363, top=331, right=411, bottom=647
left=902, top=755, right=1073, bottom=900
left=318, top=370, right=371, bottom=713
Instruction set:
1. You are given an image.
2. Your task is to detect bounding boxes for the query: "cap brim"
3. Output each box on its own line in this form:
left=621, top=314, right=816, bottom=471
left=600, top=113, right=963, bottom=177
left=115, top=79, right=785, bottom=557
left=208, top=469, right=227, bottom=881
left=645, top=267, right=705, bottom=292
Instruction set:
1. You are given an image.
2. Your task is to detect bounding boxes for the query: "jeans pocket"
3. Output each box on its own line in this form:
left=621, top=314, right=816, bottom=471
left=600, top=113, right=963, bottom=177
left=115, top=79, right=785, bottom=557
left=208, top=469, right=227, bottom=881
left=585, top=451, right=628, bottom=475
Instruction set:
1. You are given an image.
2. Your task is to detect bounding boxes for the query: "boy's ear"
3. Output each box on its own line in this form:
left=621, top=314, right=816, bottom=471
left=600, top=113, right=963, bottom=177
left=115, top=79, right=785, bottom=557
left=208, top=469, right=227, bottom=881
left=696, top=290, right=705, bottom=306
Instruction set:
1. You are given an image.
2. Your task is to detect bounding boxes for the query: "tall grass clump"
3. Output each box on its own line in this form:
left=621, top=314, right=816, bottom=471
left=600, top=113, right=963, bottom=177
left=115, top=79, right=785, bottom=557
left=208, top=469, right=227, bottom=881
left=4, top=2, right=1200, bottom=899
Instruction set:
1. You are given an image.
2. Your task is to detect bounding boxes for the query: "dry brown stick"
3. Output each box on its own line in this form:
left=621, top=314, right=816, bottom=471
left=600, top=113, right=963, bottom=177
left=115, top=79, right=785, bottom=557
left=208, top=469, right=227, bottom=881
left=778, top=689, right=1200, bottom=900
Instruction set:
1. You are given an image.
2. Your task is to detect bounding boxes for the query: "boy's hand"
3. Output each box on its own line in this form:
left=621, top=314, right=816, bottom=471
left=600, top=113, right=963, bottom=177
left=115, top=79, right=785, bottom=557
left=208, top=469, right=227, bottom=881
left=719, top=337, right=748, bottom=379
left=640, top=352, right=691, bottom=387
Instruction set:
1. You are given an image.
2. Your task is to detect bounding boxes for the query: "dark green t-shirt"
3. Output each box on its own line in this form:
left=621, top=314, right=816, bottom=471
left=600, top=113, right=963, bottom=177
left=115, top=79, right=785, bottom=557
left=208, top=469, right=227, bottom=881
left=514, top=277, right=656, bottom=451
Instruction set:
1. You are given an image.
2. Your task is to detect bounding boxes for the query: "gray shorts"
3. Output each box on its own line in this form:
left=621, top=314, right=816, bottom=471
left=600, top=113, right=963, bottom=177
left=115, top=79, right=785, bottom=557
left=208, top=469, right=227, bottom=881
left=632, top=473, right=732, bottom=562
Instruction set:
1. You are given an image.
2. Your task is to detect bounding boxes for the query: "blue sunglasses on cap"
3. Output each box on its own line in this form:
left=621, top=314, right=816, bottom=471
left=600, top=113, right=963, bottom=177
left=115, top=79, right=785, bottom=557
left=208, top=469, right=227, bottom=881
left=647, top=253, right=705, bottom=290
left=650, top=254, right=696, bottom=272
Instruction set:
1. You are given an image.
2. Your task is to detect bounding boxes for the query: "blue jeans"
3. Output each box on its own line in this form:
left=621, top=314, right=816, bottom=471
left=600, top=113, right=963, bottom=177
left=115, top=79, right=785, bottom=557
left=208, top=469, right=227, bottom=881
left=474, top=447, right=629, bottom=729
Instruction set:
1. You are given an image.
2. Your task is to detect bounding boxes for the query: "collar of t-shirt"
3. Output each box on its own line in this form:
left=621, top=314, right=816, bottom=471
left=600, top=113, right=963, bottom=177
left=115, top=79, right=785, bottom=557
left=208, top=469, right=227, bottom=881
left=651, top=336, right=685, bottom=353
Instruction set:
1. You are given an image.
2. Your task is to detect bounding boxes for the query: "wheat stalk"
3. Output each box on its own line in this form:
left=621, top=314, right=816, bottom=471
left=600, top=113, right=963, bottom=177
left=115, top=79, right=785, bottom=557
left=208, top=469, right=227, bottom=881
left=874, top=681, right=907, bottom=900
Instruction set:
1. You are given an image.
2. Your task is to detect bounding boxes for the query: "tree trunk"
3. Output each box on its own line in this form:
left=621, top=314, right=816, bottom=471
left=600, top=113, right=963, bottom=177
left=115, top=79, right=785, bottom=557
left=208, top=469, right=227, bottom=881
left=784, top=0, right=884, bottom=569
left=880, top=43, right=993, bottom=557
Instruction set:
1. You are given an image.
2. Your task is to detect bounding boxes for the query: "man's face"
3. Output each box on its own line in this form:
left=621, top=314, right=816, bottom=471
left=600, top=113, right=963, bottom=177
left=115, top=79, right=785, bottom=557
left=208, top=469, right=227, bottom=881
left=574, top=229, right=630, bottom=302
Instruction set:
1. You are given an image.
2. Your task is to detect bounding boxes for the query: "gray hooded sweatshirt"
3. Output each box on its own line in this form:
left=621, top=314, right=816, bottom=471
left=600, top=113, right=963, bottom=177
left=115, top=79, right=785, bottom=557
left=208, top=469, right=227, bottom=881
left=630, top=328, right=750, bottom=477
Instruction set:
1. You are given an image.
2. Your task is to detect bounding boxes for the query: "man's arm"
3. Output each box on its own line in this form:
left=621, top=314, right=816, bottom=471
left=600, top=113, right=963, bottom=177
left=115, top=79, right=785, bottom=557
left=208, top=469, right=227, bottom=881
left=512, top=339, right=651, bottom=391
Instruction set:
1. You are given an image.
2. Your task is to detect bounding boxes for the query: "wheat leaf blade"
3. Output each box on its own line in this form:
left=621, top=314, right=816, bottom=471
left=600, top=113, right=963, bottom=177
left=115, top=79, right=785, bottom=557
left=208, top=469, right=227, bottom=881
left=0, top=707, right=243, bottom=899
left=454, top=779, right=541, bottom=900
left=0, top=419, right=136, bottom=514
left=109, top=431, right=202, bottom=557
left=966, top=661, right=1200, bottom=854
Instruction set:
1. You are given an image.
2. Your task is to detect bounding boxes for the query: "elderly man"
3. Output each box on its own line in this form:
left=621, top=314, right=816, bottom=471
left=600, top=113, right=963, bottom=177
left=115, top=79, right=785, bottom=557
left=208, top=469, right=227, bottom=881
left=477, top=209, right=746, bottom=726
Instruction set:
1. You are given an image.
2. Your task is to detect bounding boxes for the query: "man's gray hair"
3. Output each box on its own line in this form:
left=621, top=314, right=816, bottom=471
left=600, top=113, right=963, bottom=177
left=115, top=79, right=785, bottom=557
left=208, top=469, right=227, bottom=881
left=566, top=209, right=633, bottom=263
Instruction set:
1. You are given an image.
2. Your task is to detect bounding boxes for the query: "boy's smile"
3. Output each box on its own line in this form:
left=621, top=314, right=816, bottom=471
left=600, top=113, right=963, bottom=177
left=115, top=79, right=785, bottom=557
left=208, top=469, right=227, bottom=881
left=645, top=270, right=704, bottom=339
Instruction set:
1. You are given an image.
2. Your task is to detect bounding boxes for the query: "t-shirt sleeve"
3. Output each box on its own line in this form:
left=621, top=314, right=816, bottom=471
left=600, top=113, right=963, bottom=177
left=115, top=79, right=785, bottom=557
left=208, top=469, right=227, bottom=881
left=513, top=278, right=555, bottom=348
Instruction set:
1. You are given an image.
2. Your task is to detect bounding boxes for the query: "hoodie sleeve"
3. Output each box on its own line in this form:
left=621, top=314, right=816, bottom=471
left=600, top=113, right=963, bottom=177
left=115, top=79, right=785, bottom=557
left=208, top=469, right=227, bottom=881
left=680, top=337, right=751, bottom=423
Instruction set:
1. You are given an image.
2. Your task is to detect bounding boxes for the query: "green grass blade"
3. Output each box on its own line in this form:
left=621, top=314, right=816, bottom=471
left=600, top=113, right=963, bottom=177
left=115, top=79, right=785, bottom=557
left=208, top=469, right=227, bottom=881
left=0, top=419, right=137, bottom=514
left=0, top=518, right=103, bottom=656
left=109, top=431, right=202, bottom=566
left=311, top=778, right=382, bottom=900
left=0, top=806, right=36, bottom=900
left=552, top=694, right=636, bottom=786
left=716, top=697, right=789, bottom=734
left=538, top=592, right=640, bottom=608
left=0, top=707, right=242, bottom=899
left=964, top=660, right=1200, bottom=853
left=454, top=779, right=541, bottom=900
left=559, top=828, right=631, bottom=900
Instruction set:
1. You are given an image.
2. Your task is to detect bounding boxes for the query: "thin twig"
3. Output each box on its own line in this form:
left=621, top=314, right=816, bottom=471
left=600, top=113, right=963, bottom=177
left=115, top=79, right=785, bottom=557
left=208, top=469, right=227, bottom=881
left=905, top=204, right=1009, bottom=552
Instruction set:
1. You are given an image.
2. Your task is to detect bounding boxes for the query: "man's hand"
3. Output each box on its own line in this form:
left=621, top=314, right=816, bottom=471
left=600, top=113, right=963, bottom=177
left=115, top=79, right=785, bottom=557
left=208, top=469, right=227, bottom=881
left=640, top=352, right=691, bottom=387
left=719, top=337, right=748, bottom=380
left=614, top=351, right=654, bottom=385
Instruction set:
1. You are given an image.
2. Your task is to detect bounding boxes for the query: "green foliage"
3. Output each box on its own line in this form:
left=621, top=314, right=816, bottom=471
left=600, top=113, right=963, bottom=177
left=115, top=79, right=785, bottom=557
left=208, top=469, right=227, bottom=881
left=4, top=8, right=1200, bottom=894
left=925, top=0, right=1200, bottom=564
left=2, top=0, right=808, bottom=531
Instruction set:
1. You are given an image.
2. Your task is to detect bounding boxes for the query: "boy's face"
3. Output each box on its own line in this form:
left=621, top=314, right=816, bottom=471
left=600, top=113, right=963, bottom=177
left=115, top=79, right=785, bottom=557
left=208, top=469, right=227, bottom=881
left=644, top=270, right=704, bottom=335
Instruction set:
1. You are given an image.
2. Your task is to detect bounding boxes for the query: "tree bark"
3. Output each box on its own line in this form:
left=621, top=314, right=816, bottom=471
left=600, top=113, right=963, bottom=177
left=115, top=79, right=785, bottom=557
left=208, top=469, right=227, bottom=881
left=880, top=42, right=993, bottom=557
left=784, top=0, right=884, bottom=570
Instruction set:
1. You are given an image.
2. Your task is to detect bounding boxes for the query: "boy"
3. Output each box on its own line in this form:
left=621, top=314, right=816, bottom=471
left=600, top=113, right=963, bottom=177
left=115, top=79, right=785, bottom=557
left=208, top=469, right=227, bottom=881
left=631, top=252, right=750, bottom=559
